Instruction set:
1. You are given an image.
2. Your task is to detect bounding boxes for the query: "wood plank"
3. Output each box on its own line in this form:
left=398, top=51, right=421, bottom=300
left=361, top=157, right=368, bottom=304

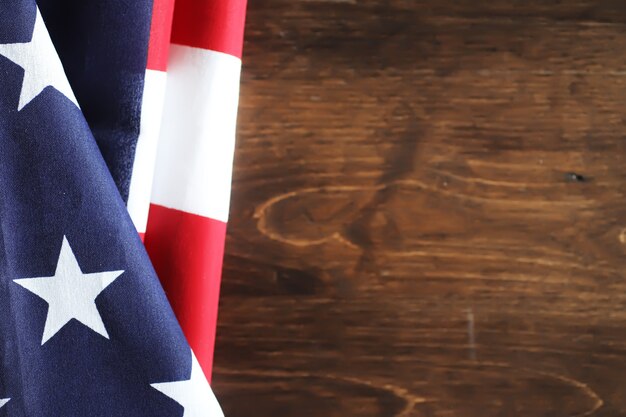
left=214, top=1, right=626, bottom=416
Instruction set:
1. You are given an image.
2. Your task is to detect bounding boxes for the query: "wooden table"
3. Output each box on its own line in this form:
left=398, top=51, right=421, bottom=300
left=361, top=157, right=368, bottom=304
left=213, top=1, right=626, bottom=415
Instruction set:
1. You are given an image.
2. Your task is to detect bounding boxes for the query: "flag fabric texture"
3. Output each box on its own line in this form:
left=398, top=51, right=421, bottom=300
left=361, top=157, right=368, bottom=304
left=0, top=0, right=246, bottom=414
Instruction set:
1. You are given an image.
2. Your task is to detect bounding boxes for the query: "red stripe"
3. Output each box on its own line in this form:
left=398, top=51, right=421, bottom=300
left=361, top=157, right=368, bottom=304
left=144, top=204, right=227, bottom=380
left=138, top=232, right=145, bottom=242
left=170, top=0, right=247, bottom=58
left=147, top=0, right=177, bottom=71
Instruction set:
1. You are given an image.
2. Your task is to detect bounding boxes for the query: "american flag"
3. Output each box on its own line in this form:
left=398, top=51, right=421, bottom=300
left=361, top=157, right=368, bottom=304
left=0, top=0, right=246, bottom=415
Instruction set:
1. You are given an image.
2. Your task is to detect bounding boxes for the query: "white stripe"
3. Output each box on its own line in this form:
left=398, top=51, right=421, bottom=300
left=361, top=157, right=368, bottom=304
left=127, top=69, right=168, bottom=234
left=150, top=45, right=241, bottom=222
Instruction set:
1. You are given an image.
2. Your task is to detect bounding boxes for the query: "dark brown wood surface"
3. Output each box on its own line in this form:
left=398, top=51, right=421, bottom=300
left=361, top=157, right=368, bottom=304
left=213, top=1, right=626, bottom=416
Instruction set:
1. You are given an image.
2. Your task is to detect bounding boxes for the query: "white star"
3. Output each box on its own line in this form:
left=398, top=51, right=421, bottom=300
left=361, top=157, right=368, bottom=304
left=151, top=350, right=224, bottom=417
left=0, top=8, right=78, bottom=110
left=0, top=399, right=9, bottom=408
left=14, top=236, right=123, bottom=345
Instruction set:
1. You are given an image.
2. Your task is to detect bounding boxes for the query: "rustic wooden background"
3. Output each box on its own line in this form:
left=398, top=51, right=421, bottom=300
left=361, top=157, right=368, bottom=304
left=212, top=1, right=626, bottom=416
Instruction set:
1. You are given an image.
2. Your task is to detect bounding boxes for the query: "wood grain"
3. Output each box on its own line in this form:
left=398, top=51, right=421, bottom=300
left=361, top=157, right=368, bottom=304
left=213, top=1, right=626, bottom=415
